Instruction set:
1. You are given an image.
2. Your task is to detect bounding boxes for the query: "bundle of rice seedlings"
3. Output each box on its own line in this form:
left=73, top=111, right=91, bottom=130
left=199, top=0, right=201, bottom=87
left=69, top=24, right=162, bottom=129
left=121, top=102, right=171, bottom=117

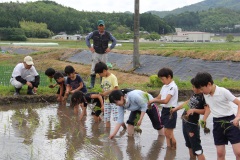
left=181, top=103, right=190, bottom=121
left=143, top=92, right=152, bottom=109
left=199, top=120, right=210, bottom=134
left=134, top=112, right=142, bottom=134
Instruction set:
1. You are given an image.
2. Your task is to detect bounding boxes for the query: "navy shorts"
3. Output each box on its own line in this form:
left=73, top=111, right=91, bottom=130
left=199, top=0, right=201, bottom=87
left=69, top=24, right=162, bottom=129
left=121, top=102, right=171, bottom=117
left=182, top=121, right=203, bottom=155
left=213, top=114, right=240, bottom=145
left=161, top=107, right=177, bottom=129
left=127, top=104, right=163, bottom=130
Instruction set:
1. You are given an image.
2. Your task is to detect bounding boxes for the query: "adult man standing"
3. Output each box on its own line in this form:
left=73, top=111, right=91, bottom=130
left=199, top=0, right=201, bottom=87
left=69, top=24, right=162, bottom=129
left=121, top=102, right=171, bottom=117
left=10, top=56, right=40, bottom=95
left=85, top=20, right=117, bottom=89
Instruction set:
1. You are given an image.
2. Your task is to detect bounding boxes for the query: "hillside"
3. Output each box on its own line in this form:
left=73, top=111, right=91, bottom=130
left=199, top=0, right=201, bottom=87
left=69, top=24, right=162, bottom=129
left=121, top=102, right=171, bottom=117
left=0, top=1, right=173, bottom=35
left=149, top=0, right=240, bottom=18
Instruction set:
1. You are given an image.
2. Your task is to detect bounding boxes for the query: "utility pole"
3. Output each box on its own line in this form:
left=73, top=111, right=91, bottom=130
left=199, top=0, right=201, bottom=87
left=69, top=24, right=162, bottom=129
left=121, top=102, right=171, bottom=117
left=133, top=0, right=140, bottom=68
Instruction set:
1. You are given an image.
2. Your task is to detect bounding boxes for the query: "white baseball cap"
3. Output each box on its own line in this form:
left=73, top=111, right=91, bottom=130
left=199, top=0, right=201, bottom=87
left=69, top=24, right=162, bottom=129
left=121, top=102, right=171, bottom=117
left=24, top=56, right=34, bottom=65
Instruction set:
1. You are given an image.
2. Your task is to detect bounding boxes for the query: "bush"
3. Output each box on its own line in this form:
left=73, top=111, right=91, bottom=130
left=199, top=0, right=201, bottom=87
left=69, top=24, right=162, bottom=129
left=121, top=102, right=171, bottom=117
left=0, top=27, right=27, bottom=41
left=149, top=74, right=163, bottom=87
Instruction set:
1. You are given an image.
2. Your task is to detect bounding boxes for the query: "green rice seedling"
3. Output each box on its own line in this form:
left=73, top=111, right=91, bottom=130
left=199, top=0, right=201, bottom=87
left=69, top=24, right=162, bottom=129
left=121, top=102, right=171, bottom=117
left=181, top=103, right=190, bottom=120
left=142, top=92, right=152, bottom=109
left=133, top=112, right=142, bottom=134
left=182, top=104, right=190, bottom=111
left=215, top=120, right=235, bottom=135
left=199, top=120, right=210, bottom=134
left=99, top=134, right=106, bottom=139
left=93, top=106, right=101, bottom=112
left=84, top=137, right=91, bottom=145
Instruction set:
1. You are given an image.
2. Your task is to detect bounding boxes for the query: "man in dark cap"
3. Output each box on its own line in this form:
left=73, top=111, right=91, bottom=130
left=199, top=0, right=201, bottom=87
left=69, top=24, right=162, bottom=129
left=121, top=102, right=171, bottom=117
left=85, top=20, right=117, bottom=89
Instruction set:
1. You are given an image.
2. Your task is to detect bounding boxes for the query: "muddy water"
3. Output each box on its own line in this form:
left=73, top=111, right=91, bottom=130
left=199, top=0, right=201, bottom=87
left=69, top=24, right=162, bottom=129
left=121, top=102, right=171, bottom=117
left=0, top=103, right=237, bottom=160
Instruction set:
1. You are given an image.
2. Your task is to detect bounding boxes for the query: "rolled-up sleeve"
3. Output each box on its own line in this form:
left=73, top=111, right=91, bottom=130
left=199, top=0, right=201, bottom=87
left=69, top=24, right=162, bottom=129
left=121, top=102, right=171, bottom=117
left=85, top=32, right=93, bottom=48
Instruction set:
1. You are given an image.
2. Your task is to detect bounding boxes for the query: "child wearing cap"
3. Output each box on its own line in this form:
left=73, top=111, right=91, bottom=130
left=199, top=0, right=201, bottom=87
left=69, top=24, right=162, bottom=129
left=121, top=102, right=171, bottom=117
left=10, top=56, right=40, bottom=95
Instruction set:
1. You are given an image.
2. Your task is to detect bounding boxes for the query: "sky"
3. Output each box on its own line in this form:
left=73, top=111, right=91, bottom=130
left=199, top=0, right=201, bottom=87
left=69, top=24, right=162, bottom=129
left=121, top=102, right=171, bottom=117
left=0, top=0, right=204, bottom=13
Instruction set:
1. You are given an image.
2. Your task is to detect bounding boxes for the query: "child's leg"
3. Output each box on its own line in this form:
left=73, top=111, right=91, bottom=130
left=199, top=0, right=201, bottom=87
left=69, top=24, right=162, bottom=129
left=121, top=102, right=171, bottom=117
left=164, top=128, right=176, bottom=149
left=104, top=103, right=111, bottom=128
left=79, top=105, right=86, bottom=120
left=93, top=115, right=99, bottom=122
left=188, top=149, right=196, bottom=160
left=215, top=145, right=226, bottom=160
left=126, top=111, right=140, bottom=136
left=127, top=124, right=134, bottom=136
left=232, top=143, right=240, bottom=159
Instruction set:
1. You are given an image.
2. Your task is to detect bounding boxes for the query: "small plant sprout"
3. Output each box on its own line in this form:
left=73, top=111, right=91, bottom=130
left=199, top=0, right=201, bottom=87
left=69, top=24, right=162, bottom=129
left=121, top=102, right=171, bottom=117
left=93, top=106, right=101, bottom=112
left=181, top=103, right=190, bottom=120
left=215, top=120, right=239, bottom=135
left=199, top=120, right=210, bottom=134
left=182, top=103, right=190, bottom=111
left=142, top=92, right=152, bottom=109
left=133, top=112, right=142, bottom=134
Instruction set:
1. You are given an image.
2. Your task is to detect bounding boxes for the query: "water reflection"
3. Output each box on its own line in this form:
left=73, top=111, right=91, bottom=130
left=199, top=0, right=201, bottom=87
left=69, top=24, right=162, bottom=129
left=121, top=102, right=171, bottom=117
left=11, top=105, right=40, bottom=145
left=0, top=103, right=237, bottom=159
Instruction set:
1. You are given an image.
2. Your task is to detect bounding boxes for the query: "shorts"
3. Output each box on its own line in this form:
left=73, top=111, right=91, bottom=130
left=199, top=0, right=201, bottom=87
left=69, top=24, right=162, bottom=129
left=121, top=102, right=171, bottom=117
left=88, top=102, right=102, bottom=117
left=127, top=104, right=163, bottom=130
left=161, top=107, right=177, bottom=129
left=92, top=106, right=102, bottom=117
left=104, top=103, right=118, bottom=122
left=182, top=120, right=203, bottom=155
left=213, top=114, right=240, bottom=145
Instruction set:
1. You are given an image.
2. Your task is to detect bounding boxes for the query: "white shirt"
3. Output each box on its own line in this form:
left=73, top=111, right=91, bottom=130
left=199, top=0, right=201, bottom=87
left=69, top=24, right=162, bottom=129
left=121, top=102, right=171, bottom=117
left=11, top=63, right=39, bottom=79
left=160, top=81, right=178, bottom=108
left=204, top=86, right=236, bottom=118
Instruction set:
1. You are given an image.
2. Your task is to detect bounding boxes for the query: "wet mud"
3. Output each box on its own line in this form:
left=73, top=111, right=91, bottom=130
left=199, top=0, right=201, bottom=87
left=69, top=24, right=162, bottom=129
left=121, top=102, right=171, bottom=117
left=0, top=103, right=237, bottom=159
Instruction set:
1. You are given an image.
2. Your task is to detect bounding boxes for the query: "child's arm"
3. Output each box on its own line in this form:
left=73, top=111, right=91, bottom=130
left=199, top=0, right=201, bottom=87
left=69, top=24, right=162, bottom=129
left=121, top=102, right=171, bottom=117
left=137, top=111, right=146, bottom=126
left=90, top=94, right=104, bottom=110
left=171, top=100, right=189, bottom=113
left=101, top=86, right=119, bottom=97
left=109, top=123, right=123, bottom=139
left=49, top=83, right=58, bottom=88
left=64, top=84, right=70, bottom=100
left=58, top=83, right=64, bottom=101
left=202, top=104, right=211, bottom=122
left=148, top=94, right=172, bottom=105
left=71, top=82, right=83, bottom=93
left=232, top=98, right=240, bottom=127
left=186, top=108, right=205, bottom=116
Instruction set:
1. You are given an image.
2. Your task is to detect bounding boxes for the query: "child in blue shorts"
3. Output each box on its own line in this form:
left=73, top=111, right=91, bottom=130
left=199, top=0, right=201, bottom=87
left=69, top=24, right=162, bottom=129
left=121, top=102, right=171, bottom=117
left=194, top=72, right=240, bottom=159
left=148, top=67, right=178, bottom=149
left=171, top=78, right=206, bottom=160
